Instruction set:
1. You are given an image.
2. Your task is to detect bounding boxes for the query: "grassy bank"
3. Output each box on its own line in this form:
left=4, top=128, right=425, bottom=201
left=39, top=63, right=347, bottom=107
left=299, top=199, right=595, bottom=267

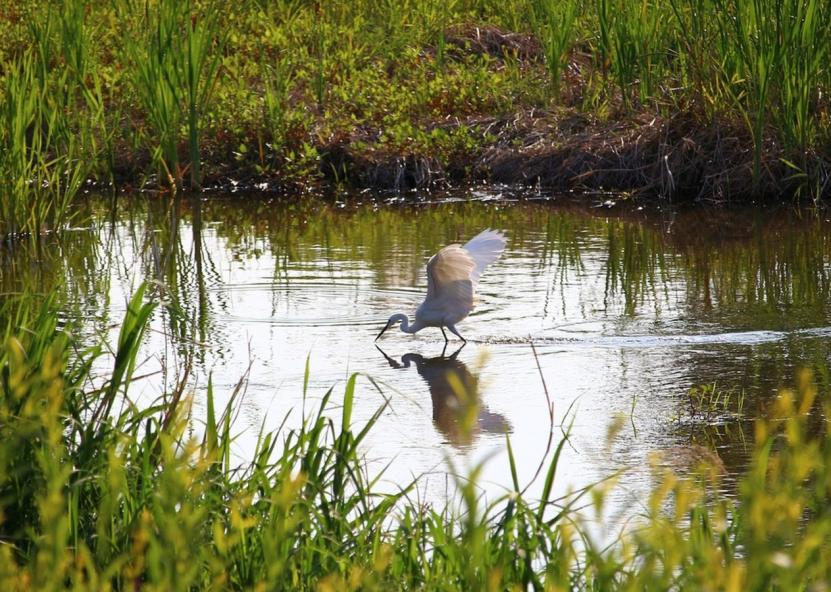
left=2, top=0, right=831, bottom=237
left=1, top=287, right=831, bottom=589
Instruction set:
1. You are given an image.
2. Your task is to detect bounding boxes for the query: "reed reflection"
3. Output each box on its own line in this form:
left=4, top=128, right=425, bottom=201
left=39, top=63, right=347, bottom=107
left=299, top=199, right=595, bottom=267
left=377, top=344, right=510, bottom=447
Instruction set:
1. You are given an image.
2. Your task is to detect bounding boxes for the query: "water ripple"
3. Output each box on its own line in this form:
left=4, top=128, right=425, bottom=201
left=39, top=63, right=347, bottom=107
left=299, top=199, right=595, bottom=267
left=479, top=328, right=800, bottom=348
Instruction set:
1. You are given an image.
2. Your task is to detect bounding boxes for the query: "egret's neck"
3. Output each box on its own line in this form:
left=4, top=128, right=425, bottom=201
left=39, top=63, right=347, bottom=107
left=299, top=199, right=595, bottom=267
left=390, top=313, right=420, bottom=334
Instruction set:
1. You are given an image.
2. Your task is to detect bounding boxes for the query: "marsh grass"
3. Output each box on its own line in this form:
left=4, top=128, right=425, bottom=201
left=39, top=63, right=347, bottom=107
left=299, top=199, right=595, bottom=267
left=260, top=51, right=296, bottom=170
left=0, top=0, right=114, bottom=240
left=116, top=0, right=225, bottom=189
left=0, top=54, right=87, bottom=241
left=666, top=0, right=831, bottom=186
left=2, top=286, right=831, bottom=589
left=0, top=0, right=828, bottom=201
left=596, top=0, right=665, bottom=106
left=530, top=0, right=579, bottom=98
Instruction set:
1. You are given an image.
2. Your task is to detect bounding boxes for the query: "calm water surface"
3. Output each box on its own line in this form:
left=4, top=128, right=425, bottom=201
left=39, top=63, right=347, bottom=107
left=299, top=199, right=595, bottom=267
left=5, top=190, right=831, bottom=516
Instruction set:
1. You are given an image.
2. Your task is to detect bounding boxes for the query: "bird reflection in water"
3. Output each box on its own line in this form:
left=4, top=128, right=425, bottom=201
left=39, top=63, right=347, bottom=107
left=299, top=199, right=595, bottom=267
left=377, top=344, right=511, bottom=447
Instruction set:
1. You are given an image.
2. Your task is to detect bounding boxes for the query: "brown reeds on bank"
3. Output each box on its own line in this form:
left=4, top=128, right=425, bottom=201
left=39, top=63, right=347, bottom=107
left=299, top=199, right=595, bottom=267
left=318, top=107, right=830, bottom=201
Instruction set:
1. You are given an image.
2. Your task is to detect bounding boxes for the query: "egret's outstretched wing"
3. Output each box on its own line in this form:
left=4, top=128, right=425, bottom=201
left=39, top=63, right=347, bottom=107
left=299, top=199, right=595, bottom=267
left=424, top=244, right=475, bottom=314
left=420, top=230, right=506, bottom=324
left=462, top=229, right=506, bottom=284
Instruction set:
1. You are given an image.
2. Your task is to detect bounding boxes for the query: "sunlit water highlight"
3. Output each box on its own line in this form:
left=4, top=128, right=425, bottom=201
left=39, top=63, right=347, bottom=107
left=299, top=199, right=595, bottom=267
left=4, top=191, right=831, bottom=519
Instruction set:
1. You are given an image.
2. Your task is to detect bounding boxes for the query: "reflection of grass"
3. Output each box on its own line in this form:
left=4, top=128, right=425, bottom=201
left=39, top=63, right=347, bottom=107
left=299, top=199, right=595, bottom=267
left=3, top=289, right=831, bottom=588
left=11, top=194, right=831, bottom=346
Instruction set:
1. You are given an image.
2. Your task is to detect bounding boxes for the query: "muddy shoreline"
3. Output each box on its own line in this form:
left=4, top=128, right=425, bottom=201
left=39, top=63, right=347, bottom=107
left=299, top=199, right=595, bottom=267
left=126, top=107, right=826, bottom=204
left=317, top=110, right=831, bottom=201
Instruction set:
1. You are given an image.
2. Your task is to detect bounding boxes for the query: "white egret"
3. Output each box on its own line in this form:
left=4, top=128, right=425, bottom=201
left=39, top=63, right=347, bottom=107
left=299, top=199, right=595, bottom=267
left=375, top=229, right=506, bottom=343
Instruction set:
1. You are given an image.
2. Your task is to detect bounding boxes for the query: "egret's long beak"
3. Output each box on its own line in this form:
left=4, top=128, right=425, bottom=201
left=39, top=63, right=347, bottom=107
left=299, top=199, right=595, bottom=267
left=375, top=322, right=391, bottom=341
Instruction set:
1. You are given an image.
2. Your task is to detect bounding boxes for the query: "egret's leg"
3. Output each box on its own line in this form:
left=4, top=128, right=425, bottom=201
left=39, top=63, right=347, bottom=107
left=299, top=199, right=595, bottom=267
left=448, top=342, right=466, bottom=358
left=440, top=341, right=449, bottom=358
left=447, top=324, right=466, bottom=343
left=441, top=326, right=449, bottom=343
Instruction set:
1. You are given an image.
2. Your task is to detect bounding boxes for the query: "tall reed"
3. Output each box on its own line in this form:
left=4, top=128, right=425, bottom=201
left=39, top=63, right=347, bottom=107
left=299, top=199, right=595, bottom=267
left=3, top=284, right=831, bottom=588
left=261, top=53, right=294, bottom=151
left=530, top=0, right=580, bottom=98
left=119, top=0, right=224, bottom=189
left=183, top=2, right=225, bottom=189
left=719, top=0, right=829, bottom=177
left=595, top=0, right=669, bottom=106
left=0, top=55, right=85, bottom=240
left=667, top=0, right=829, bottom=183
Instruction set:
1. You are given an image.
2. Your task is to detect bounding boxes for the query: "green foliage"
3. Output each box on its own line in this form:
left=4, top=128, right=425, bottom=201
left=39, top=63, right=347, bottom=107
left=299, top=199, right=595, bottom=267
left=596, top=0, right=669, bottom=105
left=681, top=382, right=745, bottom=423
left=1, top=0, right=830, bottom=200
left=1, top=286, right=831, bottom=589
left=668, top=0, right=831, bottom=184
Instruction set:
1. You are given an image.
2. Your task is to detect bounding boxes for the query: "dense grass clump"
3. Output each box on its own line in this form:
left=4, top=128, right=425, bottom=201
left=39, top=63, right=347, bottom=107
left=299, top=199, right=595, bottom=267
left=1, top=287, right=831, bottom=589
left=0, top=0, right=829, bottom=220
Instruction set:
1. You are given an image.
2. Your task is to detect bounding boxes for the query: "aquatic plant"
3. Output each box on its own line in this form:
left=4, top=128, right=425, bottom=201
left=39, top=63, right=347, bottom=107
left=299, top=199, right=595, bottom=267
left=682, top=382, right=745, bottom=423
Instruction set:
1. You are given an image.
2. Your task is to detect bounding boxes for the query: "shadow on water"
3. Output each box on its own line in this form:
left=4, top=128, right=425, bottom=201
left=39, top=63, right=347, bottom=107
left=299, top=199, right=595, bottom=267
left=376, top=344, right=511, bottom=448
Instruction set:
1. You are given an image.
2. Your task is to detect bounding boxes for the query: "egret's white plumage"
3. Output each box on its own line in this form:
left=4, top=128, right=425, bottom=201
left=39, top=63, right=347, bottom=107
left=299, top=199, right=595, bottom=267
left=376, top=229, right=506, bottom=342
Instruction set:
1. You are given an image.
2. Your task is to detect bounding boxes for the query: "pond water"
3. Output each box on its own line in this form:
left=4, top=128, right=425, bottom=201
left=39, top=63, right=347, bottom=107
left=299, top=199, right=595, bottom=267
left=4, top=189, right=831, bottom=518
